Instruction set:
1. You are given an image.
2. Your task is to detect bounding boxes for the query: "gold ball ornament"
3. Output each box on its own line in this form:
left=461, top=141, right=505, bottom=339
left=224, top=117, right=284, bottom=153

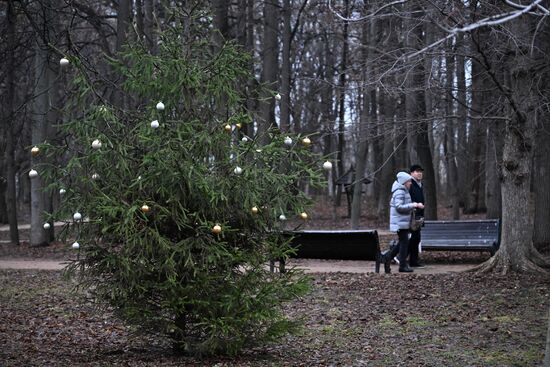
left=212, top=225, right=222, bottom=234
left=251, top=206, right=259, bottom=214
left=31, top=146, right=40, bottom=157
left=299, top=212, right=308, bottom=220
left=302, top=137, right=311, bottom=146
left=141, top=204, right=150, bottom=213
left=224, top=124, right=232, bottom=132
left=236, top=123, right=242, bottom=129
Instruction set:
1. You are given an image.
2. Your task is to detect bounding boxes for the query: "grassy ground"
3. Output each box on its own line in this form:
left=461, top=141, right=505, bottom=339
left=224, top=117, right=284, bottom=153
left=1, top=269, right=548, bottom=366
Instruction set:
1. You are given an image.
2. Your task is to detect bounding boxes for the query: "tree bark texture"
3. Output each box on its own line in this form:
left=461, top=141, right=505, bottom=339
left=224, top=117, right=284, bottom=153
left=258, top=0, right=279, bottom=143
left=3, top=0, right=20, bottom=243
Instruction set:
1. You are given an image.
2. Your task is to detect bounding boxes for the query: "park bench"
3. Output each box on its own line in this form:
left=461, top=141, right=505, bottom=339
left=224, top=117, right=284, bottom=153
left=420, top=219, right=501, bottom=256
left=274, top=230, right=383, bottom=273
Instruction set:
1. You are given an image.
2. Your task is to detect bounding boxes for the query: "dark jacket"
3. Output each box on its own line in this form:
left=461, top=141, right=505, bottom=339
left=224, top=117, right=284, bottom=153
left=409, top=179, right=424, bottom=217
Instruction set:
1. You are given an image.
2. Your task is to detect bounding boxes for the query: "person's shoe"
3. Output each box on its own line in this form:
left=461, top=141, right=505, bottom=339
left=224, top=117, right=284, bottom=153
left=384, top=259, right=392, bottom=274
left=410, top=263, right=425, bottom=268
left=398, top=266, right=414, bottom=273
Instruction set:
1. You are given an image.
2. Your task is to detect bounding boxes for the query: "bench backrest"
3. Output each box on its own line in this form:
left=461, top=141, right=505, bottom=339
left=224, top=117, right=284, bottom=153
left=286, top=230, right=380, bottom=261
left=422, top=219, right=500, bottom=253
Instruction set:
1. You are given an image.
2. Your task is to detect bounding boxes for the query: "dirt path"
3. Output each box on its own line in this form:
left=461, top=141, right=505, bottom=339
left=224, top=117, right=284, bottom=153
left=0, top=257, right=476, bottom=274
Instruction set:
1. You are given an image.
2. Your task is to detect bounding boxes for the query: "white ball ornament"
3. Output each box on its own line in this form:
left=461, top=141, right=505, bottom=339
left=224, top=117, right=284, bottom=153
left=73, top=212, right=82, bottom=221
left=92, top=139, right=102, bottom=149
left=59, top=188, right=66, bottom=195
left=279, top=214, right=287, bottom=221
left=284, top=137, right=293, bottom=146
left=29, top=169, right=38, bottom=179
left=71, top=241, right=80, bottom=249
left=151, top=120, right=159, bottom=129
left=92, top=173, right=100, bottom=180
left=323, top=161, right=333, bottom=171
left=233, top=166, right=243, bottom=175
left=43, top=223, right=51, bottom=230
left=59, top=57, right=69, bottom=67
left=275, top=93, right=282, bottom=100
left=241, top=137, right=249, bottom=143
left=156, top=102, right=165, bottom=111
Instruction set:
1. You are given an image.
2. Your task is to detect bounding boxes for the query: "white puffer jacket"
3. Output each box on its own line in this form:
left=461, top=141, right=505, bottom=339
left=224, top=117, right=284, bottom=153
left=389, top=180, right=415, bottom=232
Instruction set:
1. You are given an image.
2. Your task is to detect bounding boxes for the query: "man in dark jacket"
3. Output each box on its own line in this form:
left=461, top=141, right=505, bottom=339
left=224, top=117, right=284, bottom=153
left=408, top=164, right=425, bottom=267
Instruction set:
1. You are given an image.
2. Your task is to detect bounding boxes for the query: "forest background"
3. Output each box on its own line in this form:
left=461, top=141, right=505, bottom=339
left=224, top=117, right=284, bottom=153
left=1, top=0, right=550, bottom=274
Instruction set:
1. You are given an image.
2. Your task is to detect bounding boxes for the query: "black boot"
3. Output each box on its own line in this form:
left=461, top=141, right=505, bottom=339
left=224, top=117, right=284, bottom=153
left=397, top=236, right=413, bottom=273
left=384, top=241, right=399, bottom=274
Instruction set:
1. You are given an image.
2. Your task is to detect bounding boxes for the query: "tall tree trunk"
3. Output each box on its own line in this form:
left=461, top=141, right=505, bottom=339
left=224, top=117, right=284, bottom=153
left=116, top=0, right=132, bottom=52
left=31, top=0, right=57, bottom=247
left=533, top=100, right=550, bottom=249
left=351, top=15, right=373, bottom=229
left=143, top=0, right=155, bottom=52
left=258, top=0, right=279, bottom=142
left=444, top=40, right=460, bottom=220
left=485, top=117, right=503, bottom=219
left=4, top=0, right=20, bottom=244
left=478, top=15, right=549, bottom=274
left=212, top=0, right=229, bottom=46
left=464, top=57, right=486, bottom=214
left=376, top=92, right=394, bottom=220
left=279, top=0, right=291, bottom=132
left=335, top=0, right=349, bottom=207
left=455, top=33, right=467, bottom=218
left=405, top=4, right=437, bottom=219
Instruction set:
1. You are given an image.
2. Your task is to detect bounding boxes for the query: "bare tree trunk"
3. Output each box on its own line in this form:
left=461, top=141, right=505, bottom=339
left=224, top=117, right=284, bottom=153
left=477, top=16, right=549, bottom=274
left=258, top=0, right=279, bottom=142
left=116, top=0, right=132, bottom=52
left=31, top=1, right=56, bottom=247
left=376, top=92, right=394, bottom=220
left=212, top=0, right=229, bottom=46
left=335, top=0, right=349, bottom=207
left=464, top=58, right=486, bottom=214
left=455, top=33, right=467, bottom=218
left=351, top=15, right=373, bottom=229
left=485, top=118, right=503, bottom=219
left=143, top=0, right=155, bottom=52
left=545, top=306, right=550, bottom=366
left=3, top=0, right=20, bottom=244
left=279, top=0, right=291, bottom=133
left=533, top=114, right=550, bottom=249
left=444, top=41, right=460, bottom=220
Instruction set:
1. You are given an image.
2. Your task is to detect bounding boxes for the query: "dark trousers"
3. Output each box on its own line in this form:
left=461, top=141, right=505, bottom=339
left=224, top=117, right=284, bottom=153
left=397, top=229, right=410, bottom=269
left=409, top=229, right=421, bottom=266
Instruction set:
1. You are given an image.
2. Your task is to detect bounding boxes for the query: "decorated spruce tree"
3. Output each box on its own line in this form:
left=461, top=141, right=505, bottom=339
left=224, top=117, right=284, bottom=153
left=41, top=27, right=325, bottom=355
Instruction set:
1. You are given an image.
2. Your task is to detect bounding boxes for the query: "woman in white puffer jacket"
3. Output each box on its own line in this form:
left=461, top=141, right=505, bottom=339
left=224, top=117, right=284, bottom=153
left=388, top=171, right=424, bottom=273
